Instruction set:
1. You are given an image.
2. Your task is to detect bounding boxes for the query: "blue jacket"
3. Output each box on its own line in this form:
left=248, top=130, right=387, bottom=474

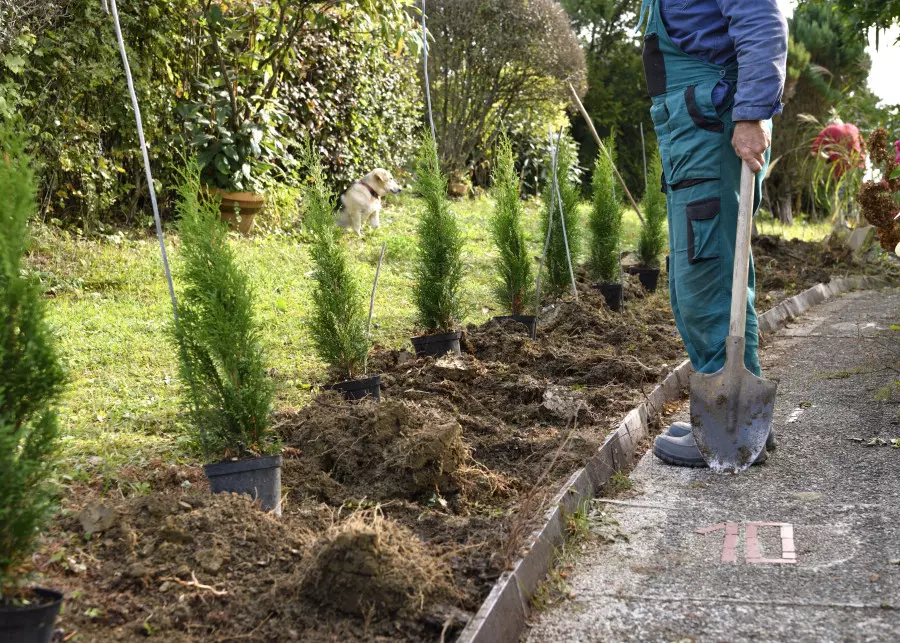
left=659, top=0, right=788, bottom=121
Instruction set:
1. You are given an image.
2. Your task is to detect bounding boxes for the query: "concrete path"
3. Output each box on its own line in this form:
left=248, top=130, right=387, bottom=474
left=527, top=288, right=900, bottom=643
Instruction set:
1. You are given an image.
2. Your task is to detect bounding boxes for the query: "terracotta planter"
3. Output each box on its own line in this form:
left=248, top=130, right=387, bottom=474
left=213, top=188, right=265, bottom=234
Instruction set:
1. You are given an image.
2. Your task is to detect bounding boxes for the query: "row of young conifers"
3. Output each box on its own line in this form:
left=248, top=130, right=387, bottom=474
left=0, top=126, right=666, bottom=636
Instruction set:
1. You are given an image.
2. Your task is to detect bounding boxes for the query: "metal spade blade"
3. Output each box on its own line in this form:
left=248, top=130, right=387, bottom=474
left=689, top=162, right=777, bottom=473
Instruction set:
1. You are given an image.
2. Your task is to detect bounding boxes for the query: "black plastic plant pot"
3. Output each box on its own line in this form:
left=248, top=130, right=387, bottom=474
left=493, top=315, right=536, bottom=334
left=327, top=374, right=381, bottom=402
left=636, top=267, right=661, bottom=292
left=593, top=283, right=624, bottom=311
left=203, top=454, right=283, bottom=516
left=665, top=254, right=670, bottom=274
left=411, top=331, right=462, bottom=358
left=0, top=588, right=63, bottom=643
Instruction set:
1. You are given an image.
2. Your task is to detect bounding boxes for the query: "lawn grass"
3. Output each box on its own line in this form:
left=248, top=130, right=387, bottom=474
left=34, top=193, right=817, bottom=482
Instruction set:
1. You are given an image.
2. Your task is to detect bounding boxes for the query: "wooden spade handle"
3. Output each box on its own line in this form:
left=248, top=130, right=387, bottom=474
left=729, top=162, right=756, bottom=340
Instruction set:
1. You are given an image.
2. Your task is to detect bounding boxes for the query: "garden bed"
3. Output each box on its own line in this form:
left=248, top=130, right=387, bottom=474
left=35, top=237, right=893, bottom=642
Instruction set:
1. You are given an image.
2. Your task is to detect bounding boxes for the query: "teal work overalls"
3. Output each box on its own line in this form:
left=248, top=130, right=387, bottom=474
left=639, top=0, right=769, bottom=376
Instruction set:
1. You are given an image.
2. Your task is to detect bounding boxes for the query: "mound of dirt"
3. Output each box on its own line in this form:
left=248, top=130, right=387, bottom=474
left=752, top=234, right=899, bottom=304
left=300, top=510, right=453, bottom=615
left=51, top=491, right=457, bottom=641
left=278, top=398, right=469, bottom=501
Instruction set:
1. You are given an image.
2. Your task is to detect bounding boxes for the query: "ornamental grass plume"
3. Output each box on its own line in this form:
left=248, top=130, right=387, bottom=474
left=637, top=149, right=667, bottom=269
left=300, top=145, right=370, bottom=380
left=588, top=135, right=621, bottom=283
left=489, top=134, right=533, bottom=316
left=171, top=159, right=275, bottom=461
left=540, top=133, right=582, bottom=294
left=413, top=134, right=464, bottom=332
left=0, top=125, right=66, bottom=597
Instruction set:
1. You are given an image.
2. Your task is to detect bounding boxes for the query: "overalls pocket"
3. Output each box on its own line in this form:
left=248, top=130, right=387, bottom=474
left=665, top=79, right=724, bottom=184
left=650, top=100, right=673, bottom=183
left=686, top=197, right=720, bottom=264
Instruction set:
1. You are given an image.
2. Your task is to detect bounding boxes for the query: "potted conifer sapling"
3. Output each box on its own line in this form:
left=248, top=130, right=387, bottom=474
left=301, top=147, right=379, bottom=401
left=490, top=134, right=535, bottom=333
left=411, top=135, right=465, bottom=357
left=171, top=160, right=282, bottom=514
left=635, top=150, right=667, bottom=292
left=588, top=136, right=624, bottom=310
left=0, top=127, right=67, bottom=643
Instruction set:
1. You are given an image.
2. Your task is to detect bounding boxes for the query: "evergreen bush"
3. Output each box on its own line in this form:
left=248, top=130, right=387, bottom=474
left=489, top=134, right=534, bottom=316
left=540, top=133, right=582, bottom=293
left=588, top=136, right=622, bottom=284
left=637, top=149, right=667, bottom=269
left=171, top=160, right=274, bottom=461
left=413, top=135, right=465, bottom=333
left=0, top=126, right=66, bottom=597
left=300, top=146, right=370, bottom=380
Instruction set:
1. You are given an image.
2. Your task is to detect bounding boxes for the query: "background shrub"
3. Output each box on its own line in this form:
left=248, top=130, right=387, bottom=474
left=489, top=134, right=533, bottom=316
left=540, top=132, right=582, bottom=294
left=588, top=136, right=621, bottom=283
left=0, top=125, right=66, bottom=596
left=171, top=160, right=274, bottom=461
left=413, top=135, right=464, bottom=332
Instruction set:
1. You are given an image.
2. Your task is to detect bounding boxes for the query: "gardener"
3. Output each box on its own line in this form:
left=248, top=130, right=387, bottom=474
left=638, top=0, right=788, bottom=466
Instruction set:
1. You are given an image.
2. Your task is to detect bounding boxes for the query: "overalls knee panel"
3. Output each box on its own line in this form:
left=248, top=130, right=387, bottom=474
left=640, top=0, right=769, bottom=376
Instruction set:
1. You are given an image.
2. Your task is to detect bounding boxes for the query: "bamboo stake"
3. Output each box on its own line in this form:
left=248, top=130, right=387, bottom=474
left=367, top=242, right=386, bottom=336
left=640, top=121, right=648, bottom=192
left=568, top=81, right=645, bottom=224
left=531, top=134, right=562, bottom=340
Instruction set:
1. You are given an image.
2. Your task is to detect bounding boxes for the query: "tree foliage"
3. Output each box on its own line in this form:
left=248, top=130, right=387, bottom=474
left=562, top=0, right=651, bottom=198
left=489, top=134, right=534, bottom=316
left=637, top=149, right=666, bottom=268
left=413, top=135, right=464, bottom=332
left=0, top=125, right=66, bottom=597
left=1, top=0, right=421, bottom=226
left=424, top=0, right=586, bottom=175
left=171, top=160, right=275, bottom=462
left=588, top=136, right=621, bottom=283
left=540, top=133, right=582, bottom=294
left=300, top=147, right=370, bottom=380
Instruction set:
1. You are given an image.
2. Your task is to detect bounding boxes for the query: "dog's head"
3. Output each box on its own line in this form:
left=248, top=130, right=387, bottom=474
left=368, top=168, right=402, bottom=195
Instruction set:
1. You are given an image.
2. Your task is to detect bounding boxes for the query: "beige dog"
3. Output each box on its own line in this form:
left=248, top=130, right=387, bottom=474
left=337, top=168, right=402, bottom=235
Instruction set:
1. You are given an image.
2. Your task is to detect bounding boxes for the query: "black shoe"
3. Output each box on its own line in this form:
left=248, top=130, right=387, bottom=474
left=653, top=432, right=768, bottom=468
left=666, top=421, right=776, bottom=451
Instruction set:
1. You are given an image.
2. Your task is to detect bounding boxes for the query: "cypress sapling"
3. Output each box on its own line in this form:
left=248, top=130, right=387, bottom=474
left=171, top=159, right=275, bottom=461
left=0, top=126, right=66, bottom=598
left=489, top=134, right=533, bottom=316
left=588, top=136, right=622, bottom=284
left=637, top=149, right=667, bottom=269
left=540, top=133, right=582, bottom=294
left=413, top=135, right=464, bottom=332
left=300, top=146, right=370, bottom=380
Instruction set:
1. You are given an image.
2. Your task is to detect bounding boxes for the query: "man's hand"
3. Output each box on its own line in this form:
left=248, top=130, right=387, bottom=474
left=732, top=120, right=770, bottom=173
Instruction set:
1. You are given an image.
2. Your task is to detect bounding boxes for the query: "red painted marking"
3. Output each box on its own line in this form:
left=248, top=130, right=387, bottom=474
left=697, top=522, right=797, bottom=564
left=695, top=523, right=727, bottom=534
